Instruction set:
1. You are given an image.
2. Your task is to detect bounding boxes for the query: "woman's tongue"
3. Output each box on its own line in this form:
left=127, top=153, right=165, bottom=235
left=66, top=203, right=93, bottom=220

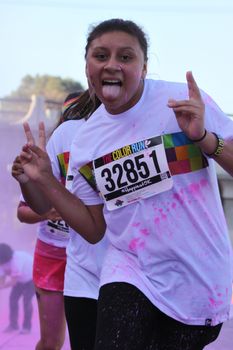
left=102, top=84, right=121, bottom=100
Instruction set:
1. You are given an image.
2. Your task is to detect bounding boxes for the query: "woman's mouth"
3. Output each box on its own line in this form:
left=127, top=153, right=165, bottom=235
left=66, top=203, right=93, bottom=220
left=102, top=80, right=122, bottom=100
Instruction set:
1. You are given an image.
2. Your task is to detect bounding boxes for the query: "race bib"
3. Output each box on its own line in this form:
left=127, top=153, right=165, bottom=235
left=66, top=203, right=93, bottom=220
left=45, top=219, right=69, bottom=239
left=93, top=136, right=173, bottom=210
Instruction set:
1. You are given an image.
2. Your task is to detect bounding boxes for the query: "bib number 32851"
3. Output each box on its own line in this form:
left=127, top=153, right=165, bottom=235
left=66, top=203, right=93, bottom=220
left=93, top=136, right=173, bottom=211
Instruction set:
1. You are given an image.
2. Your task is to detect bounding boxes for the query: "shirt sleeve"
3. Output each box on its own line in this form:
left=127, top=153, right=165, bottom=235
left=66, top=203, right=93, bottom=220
left=202, top=90, right=233, bottom=139
left=46, top=134, right=61, bottom=181
left=70, top=165, right=103, bottom=206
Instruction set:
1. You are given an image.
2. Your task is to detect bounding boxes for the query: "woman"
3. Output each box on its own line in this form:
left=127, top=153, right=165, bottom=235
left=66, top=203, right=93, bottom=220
left=17, top=200, right=67, bottom=349
left=13, top=91, right=107, bottom=350
left=11, top=92, right=84, bottom=349
left=17, top=19, right=233, bottom=350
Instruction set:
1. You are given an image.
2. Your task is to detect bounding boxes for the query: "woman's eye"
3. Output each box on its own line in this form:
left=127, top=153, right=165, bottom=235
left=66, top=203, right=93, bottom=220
left=121, top=55, right=131, bottom=62
left=95, top=54, right=107, bottom=60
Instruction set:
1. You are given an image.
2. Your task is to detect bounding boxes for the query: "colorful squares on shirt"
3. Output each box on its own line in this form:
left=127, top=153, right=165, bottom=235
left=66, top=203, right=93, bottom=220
left=163, top=132, right=208, bottom=175
left=165, top=147, right=177, bottom=162
left=175, top=145, right=188, bottom=160
left=163, top=132, right=192, bottom=148
left=79, top=162, right=97, bottom=191
left=57, top=151, right=70, bottom=185
left=168, top=159, right=191, bottom=175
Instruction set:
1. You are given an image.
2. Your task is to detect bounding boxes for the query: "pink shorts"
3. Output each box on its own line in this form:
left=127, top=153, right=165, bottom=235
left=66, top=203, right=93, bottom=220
left=33, top=239, right=67, bottom=292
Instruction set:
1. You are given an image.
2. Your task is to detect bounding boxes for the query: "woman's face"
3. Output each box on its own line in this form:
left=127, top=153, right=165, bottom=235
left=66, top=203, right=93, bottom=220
left=85, top=31, right=147, bottom=115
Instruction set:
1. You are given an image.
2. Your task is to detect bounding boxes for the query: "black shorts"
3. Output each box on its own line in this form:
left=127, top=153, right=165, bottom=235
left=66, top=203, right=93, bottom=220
left=94, top=282, right=222, bottom=350
left=64, top=296, right=97, bottom=350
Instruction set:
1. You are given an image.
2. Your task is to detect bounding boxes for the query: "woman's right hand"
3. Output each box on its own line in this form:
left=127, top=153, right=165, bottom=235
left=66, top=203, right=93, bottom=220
left=11, top=156, right=24, bottom=179
left=19, top=122, right=53, bottom=184
left=11, top=155, right=30, bottom=184
left=45, top=208, right=62, bottom=221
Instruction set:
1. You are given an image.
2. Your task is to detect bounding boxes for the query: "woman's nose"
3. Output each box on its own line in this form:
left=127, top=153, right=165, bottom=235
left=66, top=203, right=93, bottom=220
left=104, top=58, right=122, bottom=71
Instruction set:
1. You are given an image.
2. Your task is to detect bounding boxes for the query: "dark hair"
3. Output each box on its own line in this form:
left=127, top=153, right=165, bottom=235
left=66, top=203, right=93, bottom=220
left=62, top=89, right=101, bottom=121
left=85, top=18, right=149, bottom=62
left=52, top=91, right=84, bottom=130
left=51, top=89, right=101, bottom=134
left=0, top=243, right=13, bottom=264
left=64, top=19, right=148, bottom=122
left=64, top=91, right=83, bottom=104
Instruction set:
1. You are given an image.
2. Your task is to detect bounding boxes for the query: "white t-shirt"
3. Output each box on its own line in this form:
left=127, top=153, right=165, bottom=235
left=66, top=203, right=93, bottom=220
left=19, top=130, right=71, bottom=248
left=47, top=120, right=108, bottom=299
left=0, top=251, right=33, bottom=283
left=36, top=219, right=69, bottom=248
left=19, top=193, right=69, bottom=248
left=69, top=79, right=233, bottom=325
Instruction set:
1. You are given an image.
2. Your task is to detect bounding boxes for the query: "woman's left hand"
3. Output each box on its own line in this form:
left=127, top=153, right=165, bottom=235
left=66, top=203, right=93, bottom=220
left=167, top=71, right=205, bottom=140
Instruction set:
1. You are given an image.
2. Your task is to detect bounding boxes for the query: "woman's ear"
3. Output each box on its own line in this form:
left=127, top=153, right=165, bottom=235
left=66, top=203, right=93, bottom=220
left=141, top=63, right=147, bottom=80
left=85, top=64, right=88, bottom=78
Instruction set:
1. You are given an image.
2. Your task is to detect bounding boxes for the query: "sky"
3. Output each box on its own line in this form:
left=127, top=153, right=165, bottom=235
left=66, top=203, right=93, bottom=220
left=1, top=0, right=233, bottom=113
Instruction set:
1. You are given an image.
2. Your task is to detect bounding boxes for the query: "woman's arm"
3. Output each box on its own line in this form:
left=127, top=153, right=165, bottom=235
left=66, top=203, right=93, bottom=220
left=194, top=134, right=233, bottom=177
left=17, top=123, right=106, bottom=243
left=32, top=167, right=105, bottom=243
left=11, top=155, right=52, bottom=214
left=168, top=71, right=233, bottom=177
left=0, top=276, right=18, bottom=289
left=17, top=201, right=62, bottom=224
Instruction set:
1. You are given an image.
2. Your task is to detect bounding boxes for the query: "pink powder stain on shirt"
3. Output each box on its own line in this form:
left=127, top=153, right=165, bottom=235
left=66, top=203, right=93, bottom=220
left=157, top=208, right=167, bottom=220
left=209, top=297, right=223, bottom=308
left=173, top=192, right=184, bottom=205
left=188, top=179, right=209, bottom=201
left=140, top=228, right=150, bottom=236
left=132, top=222, right=141, bottom=227
left=110, top=264, right=132, bottom=278
left=154, top=217, right=160, bottom=225
left=111, top=266, right=117, bottom=275
left=188, top=182, right=201, bottom=196
left=154, top=215, right=173, bottom=238
left=200, top=178, right=209, bottom=187
left=172, top=178, right=209, bottom=208
left=129, top=237, right=145, bottom=251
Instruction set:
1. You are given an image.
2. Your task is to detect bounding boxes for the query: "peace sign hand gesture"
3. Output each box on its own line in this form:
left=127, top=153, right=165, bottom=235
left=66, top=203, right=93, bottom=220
left=167, top=71, right=205, bottom=141
left=20, top=122, right=53, bottom=184
left=23, top=121, right=46, bottom=150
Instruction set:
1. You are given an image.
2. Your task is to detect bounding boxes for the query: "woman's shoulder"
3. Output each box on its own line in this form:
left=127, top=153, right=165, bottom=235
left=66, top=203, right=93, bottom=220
left=54, top=119, right=85, bottom=135
left=143, top=79, right=188, bottom=105
left=48, top=119, right=85, bottom=145
left=146, top=78, right=187, bottom=93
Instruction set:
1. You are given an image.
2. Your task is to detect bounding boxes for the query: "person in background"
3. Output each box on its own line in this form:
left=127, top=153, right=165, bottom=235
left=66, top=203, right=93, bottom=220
left=0, top=243, right=34, bottom=334
left=53, top=89, right=105, bottom=350
left=55, top=91, right=84, bottom=127
left=16, top=195, right=67, bottom=350
left=11, top=92, right=83, bottom=350
left=12, top=90, right=107, bottom=350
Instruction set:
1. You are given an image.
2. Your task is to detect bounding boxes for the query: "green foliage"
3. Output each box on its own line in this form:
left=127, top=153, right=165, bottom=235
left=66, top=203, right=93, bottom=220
left=10, top=74, right=84, bottom=102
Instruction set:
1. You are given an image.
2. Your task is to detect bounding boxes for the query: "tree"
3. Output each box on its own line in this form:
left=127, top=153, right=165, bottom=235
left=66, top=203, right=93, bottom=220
left=10, top=74, right=84, bottom=102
